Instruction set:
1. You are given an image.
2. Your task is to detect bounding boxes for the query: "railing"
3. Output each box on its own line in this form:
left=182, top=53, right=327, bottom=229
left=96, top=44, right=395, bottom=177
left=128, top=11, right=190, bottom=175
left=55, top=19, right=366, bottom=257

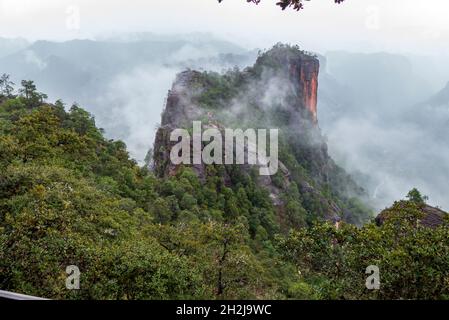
left=0, top=290, right=49, bottom=300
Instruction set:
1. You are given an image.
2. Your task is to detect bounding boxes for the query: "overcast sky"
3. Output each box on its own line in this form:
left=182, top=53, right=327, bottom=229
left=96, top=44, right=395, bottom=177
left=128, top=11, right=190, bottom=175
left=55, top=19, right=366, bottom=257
left=1, top=0, right=449, bottom=55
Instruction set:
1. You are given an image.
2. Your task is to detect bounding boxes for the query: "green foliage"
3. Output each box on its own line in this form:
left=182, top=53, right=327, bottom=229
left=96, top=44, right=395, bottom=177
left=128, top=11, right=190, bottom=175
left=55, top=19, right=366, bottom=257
left=18, top=80, right=48, bottom=108
left=406, top=188, right=429, bottom=204
left=277, top=201, right=449, bottom=299
left=146, top=220, right=277, bottom=299
left=1, top=77, right=446, bottom=300
left=0, top=84, right=282, bottom=299
left=0, top=74, right=15, bottom=98
left=195, top=70, right=242, bottom=109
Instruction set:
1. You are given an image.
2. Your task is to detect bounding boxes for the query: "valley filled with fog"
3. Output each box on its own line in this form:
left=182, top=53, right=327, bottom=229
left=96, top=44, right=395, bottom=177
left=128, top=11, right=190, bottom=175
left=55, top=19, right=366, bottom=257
left=0, top=33, right=447, bottom=211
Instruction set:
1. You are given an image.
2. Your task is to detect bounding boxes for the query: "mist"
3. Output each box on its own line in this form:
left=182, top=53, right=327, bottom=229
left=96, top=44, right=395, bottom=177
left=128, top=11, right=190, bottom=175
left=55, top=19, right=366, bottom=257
left=319, top=52, right=449, bottom=211
left=0, top=0, right=448, bottom=211
left=0, top=34, right=256, bottom=162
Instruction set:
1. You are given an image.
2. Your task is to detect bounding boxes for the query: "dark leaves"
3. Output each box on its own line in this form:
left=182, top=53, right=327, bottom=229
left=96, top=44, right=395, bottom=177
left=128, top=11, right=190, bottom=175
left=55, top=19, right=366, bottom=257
left=218, top=0, right=345, bottom=11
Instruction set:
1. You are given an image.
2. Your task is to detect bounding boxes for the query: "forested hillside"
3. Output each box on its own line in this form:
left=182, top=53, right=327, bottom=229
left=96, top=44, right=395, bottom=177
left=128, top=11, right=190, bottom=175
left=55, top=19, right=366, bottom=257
left=1, top=45, right=448, bottom=300
left=0, top=77, right=302, bottom=299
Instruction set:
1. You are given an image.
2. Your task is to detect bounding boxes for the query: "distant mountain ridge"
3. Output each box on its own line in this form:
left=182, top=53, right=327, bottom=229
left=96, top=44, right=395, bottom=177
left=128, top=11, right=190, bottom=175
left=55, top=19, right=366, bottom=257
left=0, top=34, right=256, bottom=161
left=0, top=37, right=29, bottom=58
left=318, top=51, right=449, bottom=211
left=423, top=81, right=449, bottom=107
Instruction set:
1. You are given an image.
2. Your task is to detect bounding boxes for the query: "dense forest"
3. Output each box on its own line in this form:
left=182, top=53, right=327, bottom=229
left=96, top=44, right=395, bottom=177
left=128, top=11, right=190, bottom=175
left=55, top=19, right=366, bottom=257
left=0, top=46, right=449, bottom=299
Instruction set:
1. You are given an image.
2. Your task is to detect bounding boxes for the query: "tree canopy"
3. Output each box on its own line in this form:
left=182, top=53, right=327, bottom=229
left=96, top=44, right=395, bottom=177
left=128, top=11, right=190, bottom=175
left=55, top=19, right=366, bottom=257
left=406, top=188, right=429, bottom=204
left=0, top=74, right=15, bottom=98
left=1, top=73, right=448, bottom=300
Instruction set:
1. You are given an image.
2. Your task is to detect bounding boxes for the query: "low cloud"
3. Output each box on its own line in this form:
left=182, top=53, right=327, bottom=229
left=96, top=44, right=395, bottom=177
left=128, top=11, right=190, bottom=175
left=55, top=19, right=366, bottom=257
left=24, top=49, right=47, bottom=70
left=324, top=112, right=449, bottom=211
left=94, top=64, right=179, bottom=162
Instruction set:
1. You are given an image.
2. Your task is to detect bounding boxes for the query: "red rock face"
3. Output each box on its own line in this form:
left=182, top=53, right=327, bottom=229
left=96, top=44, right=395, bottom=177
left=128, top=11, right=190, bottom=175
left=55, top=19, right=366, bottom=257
left=299, top=59, right=319, bottom=124
left=288, top=58, right=319, bottom=124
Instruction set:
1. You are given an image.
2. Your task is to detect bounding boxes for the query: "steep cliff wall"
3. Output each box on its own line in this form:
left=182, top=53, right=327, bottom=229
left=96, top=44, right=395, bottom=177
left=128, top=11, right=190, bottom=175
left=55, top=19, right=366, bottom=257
left=298, top=59, right=319, bottom=124
left=252, top=44, right=319, bottom=125
left=152, top=44, right=371, bottom=225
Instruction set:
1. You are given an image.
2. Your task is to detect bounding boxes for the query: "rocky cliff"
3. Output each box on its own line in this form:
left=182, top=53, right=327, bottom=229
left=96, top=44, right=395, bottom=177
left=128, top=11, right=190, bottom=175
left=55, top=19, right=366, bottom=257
left=291, top=56, right=319, bottom=124
left=152, top=44, right=371, bottom=225
left=376, top=202, right=448, bottom=229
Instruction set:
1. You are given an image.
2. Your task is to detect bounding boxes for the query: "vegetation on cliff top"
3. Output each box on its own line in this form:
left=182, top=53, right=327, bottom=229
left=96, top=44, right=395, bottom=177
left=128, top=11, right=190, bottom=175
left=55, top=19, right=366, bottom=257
left=160, top=44, right=372, bottom=226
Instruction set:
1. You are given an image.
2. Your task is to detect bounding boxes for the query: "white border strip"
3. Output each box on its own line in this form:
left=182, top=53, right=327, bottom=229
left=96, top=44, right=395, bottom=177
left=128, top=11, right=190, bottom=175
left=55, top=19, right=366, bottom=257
left=0, top=290, right=49, bottom=300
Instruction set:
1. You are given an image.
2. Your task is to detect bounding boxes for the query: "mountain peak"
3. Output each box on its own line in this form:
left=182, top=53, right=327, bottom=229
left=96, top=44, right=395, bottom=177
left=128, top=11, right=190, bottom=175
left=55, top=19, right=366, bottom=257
left=152, top=44, right=371, bottom=225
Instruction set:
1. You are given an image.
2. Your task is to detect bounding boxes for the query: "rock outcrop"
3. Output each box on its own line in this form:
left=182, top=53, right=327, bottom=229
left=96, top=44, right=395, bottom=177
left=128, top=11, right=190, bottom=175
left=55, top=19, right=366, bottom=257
left=293, top=57, right=319, bottom=124
left=152, top=44, right=370, bottom=224
left=376, top=203, right=448, bottom=229
left=253, top=44, right=319, bottom=124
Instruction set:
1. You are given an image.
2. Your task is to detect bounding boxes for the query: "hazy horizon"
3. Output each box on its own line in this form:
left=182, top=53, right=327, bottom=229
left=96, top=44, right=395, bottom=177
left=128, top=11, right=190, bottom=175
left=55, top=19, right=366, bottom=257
left=1, top=0, right=449, bottom=56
